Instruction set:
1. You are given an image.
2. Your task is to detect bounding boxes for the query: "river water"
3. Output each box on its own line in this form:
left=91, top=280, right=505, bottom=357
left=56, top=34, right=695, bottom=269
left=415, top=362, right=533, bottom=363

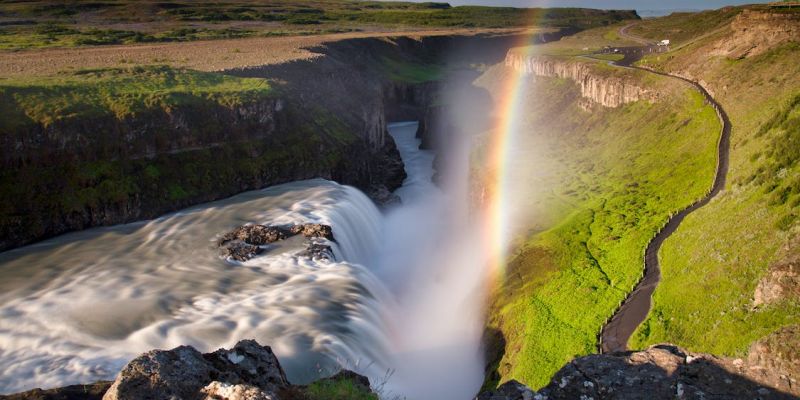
left=0, top=122, right=487, bottom=399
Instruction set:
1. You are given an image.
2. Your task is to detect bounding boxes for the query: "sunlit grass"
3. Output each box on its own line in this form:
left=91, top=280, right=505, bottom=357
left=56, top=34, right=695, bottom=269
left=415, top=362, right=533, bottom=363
left=482, top=65, right=720, bottom=388
left=0, top=65, right=273, bottom=129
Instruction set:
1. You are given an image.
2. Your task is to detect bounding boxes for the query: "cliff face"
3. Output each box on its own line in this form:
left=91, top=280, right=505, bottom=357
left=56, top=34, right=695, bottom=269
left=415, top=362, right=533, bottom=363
left=712, top=9, right=800, bottom=59
left=1, top=98, right=284, bottom=167
left=0, top=32, right=531, bottom=251
left=504, top=53, right=658, bottom=108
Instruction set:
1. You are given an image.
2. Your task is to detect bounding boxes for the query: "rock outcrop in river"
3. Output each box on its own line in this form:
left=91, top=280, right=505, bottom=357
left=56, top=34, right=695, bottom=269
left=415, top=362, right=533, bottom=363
left=218, top=223, right=335, bottom=261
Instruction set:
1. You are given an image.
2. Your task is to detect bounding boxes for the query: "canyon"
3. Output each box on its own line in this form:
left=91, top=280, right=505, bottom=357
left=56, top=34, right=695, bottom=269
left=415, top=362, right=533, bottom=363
left=1, top=3, right=798, bottom=399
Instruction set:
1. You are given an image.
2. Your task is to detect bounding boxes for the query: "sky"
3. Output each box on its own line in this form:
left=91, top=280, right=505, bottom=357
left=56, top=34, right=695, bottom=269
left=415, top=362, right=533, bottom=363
left=405, top=0, right=773, bottom=14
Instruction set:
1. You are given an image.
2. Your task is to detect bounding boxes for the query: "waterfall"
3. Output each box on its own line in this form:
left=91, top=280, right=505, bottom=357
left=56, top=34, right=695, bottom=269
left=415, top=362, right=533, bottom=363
left=0, top=123, right=487, bottom=400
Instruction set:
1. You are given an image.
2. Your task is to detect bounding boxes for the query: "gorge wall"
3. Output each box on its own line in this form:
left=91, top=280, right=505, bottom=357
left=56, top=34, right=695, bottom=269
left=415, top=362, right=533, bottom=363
left=504, top=52, right=658, bottom=107
left=0, top=32, right=530, bottom=251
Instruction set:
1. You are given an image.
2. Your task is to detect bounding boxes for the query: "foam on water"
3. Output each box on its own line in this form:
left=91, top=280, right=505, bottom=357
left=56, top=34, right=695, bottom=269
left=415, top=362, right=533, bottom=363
left=0, top=122, right=487, bottom=399
left=0, top=180, right=390, bottom=392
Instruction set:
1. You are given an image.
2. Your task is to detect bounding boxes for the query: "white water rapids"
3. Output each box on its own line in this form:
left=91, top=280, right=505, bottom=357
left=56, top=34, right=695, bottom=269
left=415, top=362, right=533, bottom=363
left=0, top=122, right=488, bottom=399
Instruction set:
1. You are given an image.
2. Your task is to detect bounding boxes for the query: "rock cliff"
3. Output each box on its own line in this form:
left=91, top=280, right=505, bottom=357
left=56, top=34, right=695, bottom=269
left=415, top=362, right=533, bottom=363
left=1, top=340, right=376, bottom=400
left=477, top=343, right=799, bottom=399
left=712, top=9, right=800, bottom=59
left=504, top=53, right=658, bottom=108
left=0, top=32, right=531, bottom=252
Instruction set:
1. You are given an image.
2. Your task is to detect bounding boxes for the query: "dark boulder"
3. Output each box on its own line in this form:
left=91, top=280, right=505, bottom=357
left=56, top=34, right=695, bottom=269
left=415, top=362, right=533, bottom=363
left=101, top=340, right=288, bottom=400
left=217, top=223, right=335, bottom=262
left=290, top=224, right=335, bottom=241
left=218, top=225, right=293, bottom=247
left=219, top=240, right=263, bottom=262
left=298, top=243, right=334, bottom=261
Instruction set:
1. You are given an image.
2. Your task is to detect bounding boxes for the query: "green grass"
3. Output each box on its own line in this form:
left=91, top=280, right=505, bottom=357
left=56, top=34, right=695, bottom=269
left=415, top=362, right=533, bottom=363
left=587, top=53, right=624, bottom=62
left=0, top=1, right=639, bottom=51
left=625, top=9, right=800, bottom=358
left=512, top=23, right=640, bottom=57
left=0, top=65, right=273, bottom=129
left=481, top=64, right=721, bottom=389
left=628, top=7, right=742, bottom=47
left=630, top=93, right=800, bottom=354
left=304, top=377, right=378, bottom=400
left=380, top=56, right=442, bottom=83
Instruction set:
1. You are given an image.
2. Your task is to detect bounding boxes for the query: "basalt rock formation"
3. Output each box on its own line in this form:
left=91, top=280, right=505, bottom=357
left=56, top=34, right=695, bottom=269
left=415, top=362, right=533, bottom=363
left=1, top=31, right=543, bottom=252
left=504, top=54, right=658, bottom=108
left=476, top=344, right=799, bottom=400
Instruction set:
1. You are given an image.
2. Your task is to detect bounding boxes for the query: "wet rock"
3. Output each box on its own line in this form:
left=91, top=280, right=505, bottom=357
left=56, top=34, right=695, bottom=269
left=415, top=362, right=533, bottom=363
left=220, top=241, right=263, bottom=262
left=217, top=223, right=335, bottom=262
left=477, top=344, right=798, bottom=400
left=298, top=243, right=334, bottom=261
left=290, top=224, right=335, bottom=241
left=366, top=185, right=402, bottom=208
left=218, top=225, right=292, bottom=247
left=102, top=340, right=288, bottom=400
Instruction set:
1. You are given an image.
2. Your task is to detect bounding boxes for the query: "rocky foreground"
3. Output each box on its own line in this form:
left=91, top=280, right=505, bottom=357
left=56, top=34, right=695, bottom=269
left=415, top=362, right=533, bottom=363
left=5, top=340, right=798, bottom=399
left=479, top=343, right=798, bottom=400
left=2, top=340, right=375, bottom=400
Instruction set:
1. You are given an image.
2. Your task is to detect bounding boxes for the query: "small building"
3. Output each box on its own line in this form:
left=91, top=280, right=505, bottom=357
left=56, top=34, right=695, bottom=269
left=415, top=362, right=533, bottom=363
left=658, top=39, right=671, bottom=46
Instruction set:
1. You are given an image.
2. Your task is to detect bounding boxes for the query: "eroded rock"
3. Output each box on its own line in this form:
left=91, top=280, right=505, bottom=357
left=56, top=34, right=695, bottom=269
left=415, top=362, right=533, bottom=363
left=217, top=224, right=335, bottom=262
left=289, top=224, right=334, bottom=241
left=298, top=243, right=334, bottom=261
left=200, top=382, right=275, bottom=400
left=754, top=261, right=799, bottom=308
left=747, top=326, right=800, bottom=395
left=218, top=225, right=292, bottom=247
left=219, top=241, right=263, bottom=262
left=477, top=344, right=798, bottom=400
left=102, top=340, right=288, bottom=400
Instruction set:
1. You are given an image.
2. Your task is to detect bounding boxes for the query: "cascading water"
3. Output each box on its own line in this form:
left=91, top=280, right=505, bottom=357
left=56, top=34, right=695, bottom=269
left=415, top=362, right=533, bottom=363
left=0, top=122, right=488, bottom=399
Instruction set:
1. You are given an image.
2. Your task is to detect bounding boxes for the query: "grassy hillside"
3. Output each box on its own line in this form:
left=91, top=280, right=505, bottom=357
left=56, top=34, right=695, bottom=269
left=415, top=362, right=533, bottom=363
left=0, top=65, right=273, bottom=129
left=628, top=7, right=800, bottom=355
left=477, top=51, right=721, bottom=388
left=0, top=1, right=638, bottom=51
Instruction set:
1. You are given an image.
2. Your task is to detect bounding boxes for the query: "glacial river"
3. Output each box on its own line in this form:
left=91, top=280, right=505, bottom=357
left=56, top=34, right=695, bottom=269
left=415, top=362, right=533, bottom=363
left=0, top=123, right=488, bottom=400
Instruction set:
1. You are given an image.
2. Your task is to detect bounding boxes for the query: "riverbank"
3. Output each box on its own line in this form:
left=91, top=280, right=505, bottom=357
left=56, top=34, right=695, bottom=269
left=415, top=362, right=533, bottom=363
left=599, top=25, right=733, bottom=353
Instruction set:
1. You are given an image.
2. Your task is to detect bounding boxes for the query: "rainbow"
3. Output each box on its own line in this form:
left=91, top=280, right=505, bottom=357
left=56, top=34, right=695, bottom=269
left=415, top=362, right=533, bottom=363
left=483, top=29, right=541, bottom=285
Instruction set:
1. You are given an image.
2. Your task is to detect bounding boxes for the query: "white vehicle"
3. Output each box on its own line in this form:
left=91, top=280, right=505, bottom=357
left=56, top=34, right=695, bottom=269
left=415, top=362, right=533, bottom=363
left=658, top=39, right=671, bottom=46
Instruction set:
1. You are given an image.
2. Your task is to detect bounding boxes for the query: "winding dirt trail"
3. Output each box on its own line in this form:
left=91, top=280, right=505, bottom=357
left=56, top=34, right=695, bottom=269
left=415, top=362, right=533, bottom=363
left=599, top=24, right=732, bottom=353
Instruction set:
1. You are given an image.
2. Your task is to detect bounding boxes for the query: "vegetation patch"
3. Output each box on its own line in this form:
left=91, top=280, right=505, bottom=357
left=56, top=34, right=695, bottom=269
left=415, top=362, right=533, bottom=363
left=0, top=1, right=639, bottom=50
left=628, top=12, right=800, bottom=358
left=480, top=64, right=720, bottom=389
left=0, top=65, right=273, bottom=129
left=303, top=377, right=378, bottom=400
left=380, top=56, right=442, bottom=83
